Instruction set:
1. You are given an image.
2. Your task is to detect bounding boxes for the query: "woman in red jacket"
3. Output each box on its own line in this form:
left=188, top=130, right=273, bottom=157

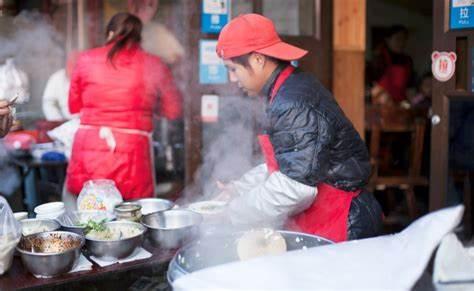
left=66, top=12, right=182, bottom=201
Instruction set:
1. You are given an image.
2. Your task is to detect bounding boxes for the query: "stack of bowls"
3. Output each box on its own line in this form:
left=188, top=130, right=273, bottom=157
left=13, top=212, right=28, bottom=221
left=34, top=202, right=65, bottom=219
left=20, top=218, right=61, bottom=236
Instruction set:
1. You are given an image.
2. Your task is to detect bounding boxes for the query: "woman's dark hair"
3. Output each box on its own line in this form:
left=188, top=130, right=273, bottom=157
left=386, top=25, right=408, bottom=38
left=231, top=53, right=290, bottom=68
left=105, top=12, right=142, bottom=63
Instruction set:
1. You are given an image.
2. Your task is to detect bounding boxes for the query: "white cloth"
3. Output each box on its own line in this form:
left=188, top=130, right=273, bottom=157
left=433, top=232, right=474, bottom=284
left=47, top=118, right=80, bottom=159
left=173, top=205, right=464, bottom=291
left=42, top=69, right=72, bottom=121
left=89, top=247, right=152, bottom=267
left=227, top=163, right=316, bottom=227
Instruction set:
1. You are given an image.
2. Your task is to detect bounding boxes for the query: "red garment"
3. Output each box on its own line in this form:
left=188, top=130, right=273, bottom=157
left=290, top=184, right=359, bottom=242
left=260, top=65, right=358, bottom=242
left=66, top=43, right=182, bottom=200
left=377, top=47, right=411, bottom=103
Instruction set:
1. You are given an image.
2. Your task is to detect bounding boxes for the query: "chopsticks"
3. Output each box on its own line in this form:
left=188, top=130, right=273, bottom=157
left=8, top=95, right=18, bottom=106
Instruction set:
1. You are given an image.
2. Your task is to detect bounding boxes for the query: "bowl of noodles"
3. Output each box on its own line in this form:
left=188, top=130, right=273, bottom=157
left=85, top=221, right=145, bottom=260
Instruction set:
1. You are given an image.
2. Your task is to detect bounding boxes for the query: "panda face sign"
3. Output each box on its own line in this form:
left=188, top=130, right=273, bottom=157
left=431, top=51, right=457, bottom=82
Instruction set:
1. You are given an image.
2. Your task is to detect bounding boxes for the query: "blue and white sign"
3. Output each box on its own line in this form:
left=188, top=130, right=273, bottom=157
left=450, top=0, right=474, bottom=29
left=201, top=0, right=230, bottom=34
left=199, top=40, right=228, bottom=84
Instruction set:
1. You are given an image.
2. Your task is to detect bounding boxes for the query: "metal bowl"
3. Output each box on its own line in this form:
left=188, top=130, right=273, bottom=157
left=20, top=218, right=61, bottom=236
left=135, top=198, right=175, bottom=215
left=58, top=210, right=115, bottom=236
left=167, top=230, right=333, bottom=284
left=141, top=209, right=203, bottom=249
left=85, top=221, right=145, bottom=260
left=16, top=231, right=84, bottom=278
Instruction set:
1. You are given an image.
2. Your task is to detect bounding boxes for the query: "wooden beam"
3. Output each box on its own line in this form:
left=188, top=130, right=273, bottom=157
left=333, top=0, right=366, bottom=51
left=332, top=0, right=366, bottom=137
left=333, top=50, right=365, bottom=135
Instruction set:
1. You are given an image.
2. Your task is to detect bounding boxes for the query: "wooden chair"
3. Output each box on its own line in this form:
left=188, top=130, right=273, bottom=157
left=366, top=105, right=429, bottom=220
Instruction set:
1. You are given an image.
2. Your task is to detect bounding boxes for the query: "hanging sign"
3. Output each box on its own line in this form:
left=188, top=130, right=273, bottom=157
left=431, top=51, right=457, bottom=82
left=201, top=0, right=230, bottom=34
left=450, top=0, right=474, bottom=29
left=199, top=39, right=228, bottom=84
left=201, top=94, right=219, bottom=122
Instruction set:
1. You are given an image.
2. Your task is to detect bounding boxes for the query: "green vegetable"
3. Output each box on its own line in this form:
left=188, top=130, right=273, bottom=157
left=79, top=219, right=107, bottom=235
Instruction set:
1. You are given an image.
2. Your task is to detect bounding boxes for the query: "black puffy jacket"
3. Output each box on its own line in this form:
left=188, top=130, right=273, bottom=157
left=263, top=67, right=383, bottom=239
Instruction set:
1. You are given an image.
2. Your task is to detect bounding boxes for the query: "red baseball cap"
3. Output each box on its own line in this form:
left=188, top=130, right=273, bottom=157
left=216, top=13, right=308, bottom=61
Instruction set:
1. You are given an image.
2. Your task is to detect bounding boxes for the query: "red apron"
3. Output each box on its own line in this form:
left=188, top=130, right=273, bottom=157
left=377, top=48, right=411, bottom=103
left=259, top=65, right=359, bottom=242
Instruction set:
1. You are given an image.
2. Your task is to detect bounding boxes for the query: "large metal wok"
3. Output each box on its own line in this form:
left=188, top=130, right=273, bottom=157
left=167, top=230, right=333, bottom=284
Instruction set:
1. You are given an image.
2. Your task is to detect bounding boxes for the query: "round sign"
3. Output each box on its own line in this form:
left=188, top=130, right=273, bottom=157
left=431, top=51, right=457, bottom=82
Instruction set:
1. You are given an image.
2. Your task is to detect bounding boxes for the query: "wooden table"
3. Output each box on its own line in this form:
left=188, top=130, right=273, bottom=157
left=0, top=241, right=175, bottom=291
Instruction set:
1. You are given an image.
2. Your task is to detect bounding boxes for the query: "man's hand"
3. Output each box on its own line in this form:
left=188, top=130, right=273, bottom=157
left=0, top=100, right=13, bottom=138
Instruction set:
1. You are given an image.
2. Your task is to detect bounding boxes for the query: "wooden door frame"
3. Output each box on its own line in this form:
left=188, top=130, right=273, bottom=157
left=431, top=0, right=474, bottom=211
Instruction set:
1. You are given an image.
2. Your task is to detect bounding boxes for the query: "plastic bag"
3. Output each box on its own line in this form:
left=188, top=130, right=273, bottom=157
left=77, top=179, right=123, bottom=213
left=0, top=196, right=21, bottom=275
left=47, top=118, right=80, bottom=159
left=0, top=58, right=29, bottom=104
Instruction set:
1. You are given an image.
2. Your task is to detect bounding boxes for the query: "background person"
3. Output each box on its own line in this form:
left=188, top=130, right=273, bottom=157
left=42, top=52, right=79, bottom=121
left=127, top=0, right=185, bottom=65
left=369, top=25, right=414, bottom=106
left=65, top=12, right=182, bottom=206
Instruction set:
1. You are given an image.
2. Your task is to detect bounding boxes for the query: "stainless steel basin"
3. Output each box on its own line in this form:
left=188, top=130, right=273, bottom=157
left=141, top=209, right=202, bottom=249
left=134, top=198, right=175, bottom=215
left=167, top=230, right=333, bottom=284
left=85, top=221, right=145, bottom=260
left=16, top=231, right=84, bottom=278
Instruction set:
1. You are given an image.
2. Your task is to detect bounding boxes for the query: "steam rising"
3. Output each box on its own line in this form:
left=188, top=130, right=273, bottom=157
left=0, top=10, right=64, bottom=119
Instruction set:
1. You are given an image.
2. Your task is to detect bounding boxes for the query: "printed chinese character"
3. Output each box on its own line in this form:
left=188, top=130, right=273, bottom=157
left=439, top=59, right=448, bottom=73
left=460, top=7, right=469, bottom=19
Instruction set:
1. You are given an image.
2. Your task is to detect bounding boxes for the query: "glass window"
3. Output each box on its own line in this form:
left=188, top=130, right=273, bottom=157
left=231, top=0, right=253, bottom=18
left=262, top=0, right=314, bottom=36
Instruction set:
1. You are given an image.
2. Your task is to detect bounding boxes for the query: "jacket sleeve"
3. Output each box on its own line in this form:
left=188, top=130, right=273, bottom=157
left=229, top=163, right=269, bottom=196
left=228, top=171, right=317, bottom=227
left=68, top=59, right=83, bottom=114
left=156, top=62, right=182, bottom=120
left=271, top=104, right=333, bottom=186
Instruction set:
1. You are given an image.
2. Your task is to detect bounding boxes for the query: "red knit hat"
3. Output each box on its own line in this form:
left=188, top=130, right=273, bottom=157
left=216, top=13, right=308, bottom=61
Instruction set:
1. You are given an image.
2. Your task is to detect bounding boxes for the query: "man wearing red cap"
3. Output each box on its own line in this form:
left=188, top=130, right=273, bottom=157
left=216, top=14, right=382, bottom=242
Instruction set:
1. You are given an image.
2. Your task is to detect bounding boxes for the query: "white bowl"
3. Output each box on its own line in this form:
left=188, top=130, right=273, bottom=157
left=14, top=212, right=28, bottom=221
left=34, top=202, right=65, bottom=215
left=35, top=209, right=65, bottom=220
